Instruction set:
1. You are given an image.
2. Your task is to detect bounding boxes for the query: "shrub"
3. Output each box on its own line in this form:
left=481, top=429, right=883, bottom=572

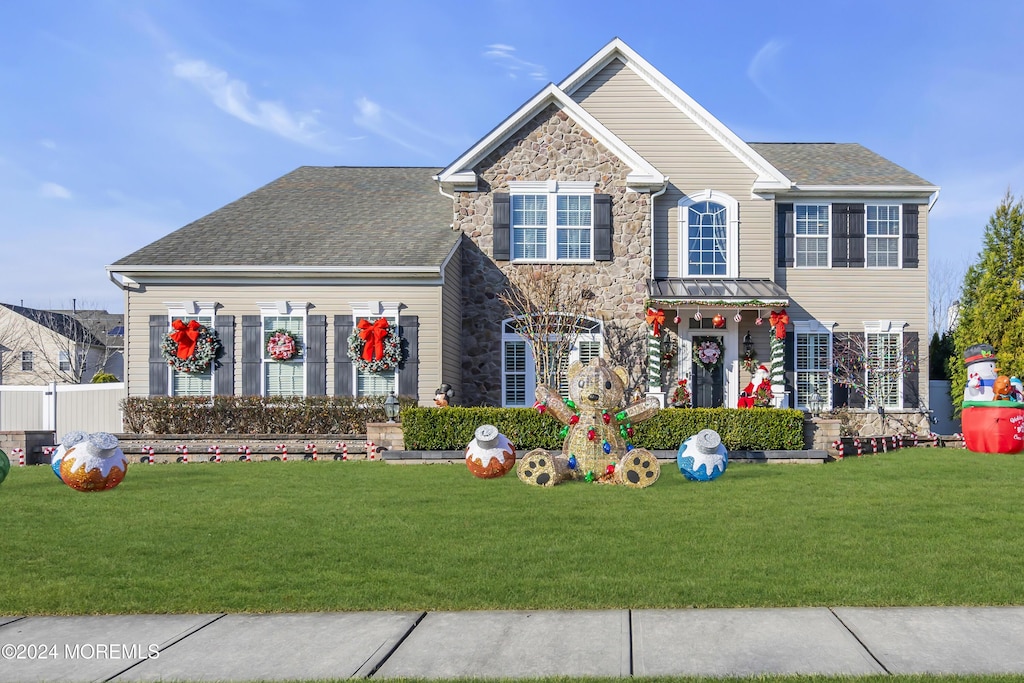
left=402, top=406, right=805, bottom=451
left=119, top=395, right=417, bottom=435
left=91, top=372, right=119, bottom=383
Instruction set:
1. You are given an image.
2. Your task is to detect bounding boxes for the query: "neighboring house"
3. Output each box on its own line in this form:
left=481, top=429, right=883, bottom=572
left=0, top=303, right=118, bottom=385
left=108, top=39, right=937, bottom=420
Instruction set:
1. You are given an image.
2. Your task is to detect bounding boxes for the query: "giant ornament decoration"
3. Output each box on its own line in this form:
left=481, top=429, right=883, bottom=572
left=0, top=448, right=9, bottom=486
left=465, top=424, right=516, bottom=478
left=58, top=431, right=129, bottom=492
left=677, top=429, right=729, bottom=481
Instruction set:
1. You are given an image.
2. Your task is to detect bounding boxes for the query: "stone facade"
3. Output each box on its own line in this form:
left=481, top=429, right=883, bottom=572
left=454, top=105, right=652, bottom=406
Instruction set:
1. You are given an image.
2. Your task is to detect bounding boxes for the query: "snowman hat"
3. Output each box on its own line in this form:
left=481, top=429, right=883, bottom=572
left=964, top=343, right=996, bottom=367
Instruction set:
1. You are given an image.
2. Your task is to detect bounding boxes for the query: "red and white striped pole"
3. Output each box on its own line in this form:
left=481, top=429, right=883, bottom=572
left=305, top=443, right=318, bottom=461
left=832, top=440, right=844, bottom=459
left=365, top=441, right=377, bottom=459
left=12, top=448, right=25, bottom=466
left=141, top=445, right=155, bottom=464
left=275, top=443, right=288, bottom=461
left=336, top=442, right=348, bottom=460
left=238, top=445, right=252, bottom=462
left=208, top=445, right=221, bottom=463
left=42, top=446, right=56, bottom=461
left=175, top=444, right=189, bottom=463
left=854, top=438, right=863, bottom=456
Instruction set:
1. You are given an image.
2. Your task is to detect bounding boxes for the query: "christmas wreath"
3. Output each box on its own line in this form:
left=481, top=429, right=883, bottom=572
left=347, top=318, right=403, bottom=373
left=161, top=319, right=222, bottom=374
left=670, top=379, right=691, bottom=407
left=266, top=330, right=300, bottom=361
left=694, top=338, right=723, bottom=371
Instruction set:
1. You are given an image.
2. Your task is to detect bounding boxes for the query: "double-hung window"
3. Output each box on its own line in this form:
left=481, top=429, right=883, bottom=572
left=351, top=302, right=399, bottom=397
left=59, top=350, right=72, bottom=372
left=510, top=181, right=594, bottom=262
left=866, top=204, right=900, bottom=268
left=21, top=351, right=33, bottom=371
left=865, top=331, right=901, bottom=408
left=795, top=204, right=830, bottom=267
left=501, top=316, right=602, bottom=407
left=794, top=321, right=833, bottom=410
left=263, top=314, right=305, bottom=396
left=170, top=315, right=213, bottom=397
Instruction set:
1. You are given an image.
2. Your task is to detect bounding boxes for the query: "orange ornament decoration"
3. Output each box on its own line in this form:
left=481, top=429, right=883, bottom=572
left=58, top=432, right=128, bottom=492
left=712, top=314, right=726, bottom=328
left=465, top=425, right=516, bottom=479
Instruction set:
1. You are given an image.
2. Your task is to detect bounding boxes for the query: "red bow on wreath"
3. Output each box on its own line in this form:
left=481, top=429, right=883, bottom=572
left=170, top=319, right=201, bottom=360
left=768, top=310, right=790, bottom=340
left=646, top=307, right=665, bottom=337
left=358, top=318, right=390, bottom=361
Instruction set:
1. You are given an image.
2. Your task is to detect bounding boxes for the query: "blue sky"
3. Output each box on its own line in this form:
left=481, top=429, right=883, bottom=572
left=1, top=0, right=1021, bottom=314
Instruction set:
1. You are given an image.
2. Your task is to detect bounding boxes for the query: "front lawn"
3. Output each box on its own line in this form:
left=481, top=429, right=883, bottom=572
left=1, top=448, right=1021, bottom=615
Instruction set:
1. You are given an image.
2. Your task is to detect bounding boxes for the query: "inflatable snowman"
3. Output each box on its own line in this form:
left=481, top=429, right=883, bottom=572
left=964, top=343, right=998, bottom=402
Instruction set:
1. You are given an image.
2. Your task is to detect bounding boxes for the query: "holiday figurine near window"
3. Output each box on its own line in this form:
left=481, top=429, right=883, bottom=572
left=738, top=364, right=772, bottom=408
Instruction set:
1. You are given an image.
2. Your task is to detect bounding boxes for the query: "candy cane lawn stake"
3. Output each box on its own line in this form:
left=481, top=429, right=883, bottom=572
left=175, top=444, right=189, bottom=463
left=853, top=438, right=863, bottom=456
left=304, top=443, right=318, bottom=461
left=275, top=443, right=288, bottom=461
left=12, top=448, right=24, bottom=466
left=832, top=439, right=844, bottom=459
left=208, top=445, right=221, bottom=463
left=141, top=444, right=155, bottom=464
left=238, top=445, right=252, bottom=462
left=365, top=441, right=377, bottom=459
left=335, top=442, right=348, bottom=461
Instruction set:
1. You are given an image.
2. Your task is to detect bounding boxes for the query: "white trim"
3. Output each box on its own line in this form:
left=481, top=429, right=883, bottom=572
left=508, top=180, right=596, bottom=193
left=163, top=301, right=218, bottom=316
left=437, top=83, right=665, bottom=191
left=350, top=303, right=401, bottom=398
left=258, top=305, right=308, bottom=397
left=116, top=265, right=444, bottom=275
left=793, top=323, right=834, bottom=410
left=256, top=301, right=310, bottom=316
left=558, top=39, right=792, bottom=191
left=793, top=203, right=832, bottom=269
left=510, top=186, right=595, bottom=263
left=865, top=203, right=902, bottom=269
left=862, top=321, right=906, bottom=408
left=786, top=184, right=940, bottom=195
left=793, top=320, right=836, bottom=334
left=678, top=190, right=739, bottom=278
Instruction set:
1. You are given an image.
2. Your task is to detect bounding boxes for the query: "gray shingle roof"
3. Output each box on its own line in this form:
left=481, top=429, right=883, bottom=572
left=0, top=303, right=105, bottom=346
left=749, top=143, right=935, bottom=188
left=112, top=167, right=459, bottom=269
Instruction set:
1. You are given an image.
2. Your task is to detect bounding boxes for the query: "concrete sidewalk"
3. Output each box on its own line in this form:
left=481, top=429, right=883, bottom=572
left=2, top=607, right=1024, bottom=681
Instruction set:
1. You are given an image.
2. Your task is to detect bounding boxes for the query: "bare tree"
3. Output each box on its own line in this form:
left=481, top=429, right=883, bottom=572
left=830, top=332, right=919, bottom=414
left=0, top=309, right=26, bottom=382
left=601, top=319, right=648, bottom=398
left=930, top=256, right=969, bottom=335
left=15, top=303, right=119, bottom=384
left=496, top=266, right=594, bottom=388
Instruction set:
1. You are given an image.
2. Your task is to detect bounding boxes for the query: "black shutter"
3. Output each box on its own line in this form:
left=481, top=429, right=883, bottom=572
left=903, top=331, right=920, bottom=408
left=305, top=315, right=327, bottom=396
left=493, top=193, right=510, bottom=261
left=399, top=315, right=419, bottom=399
left=214, top=315, right=234, bottom=396
left=784, top=334, right=795, bottom=406
left=903, top=204, right=919, bottom=268
left=594, top=193, right=612, bottom=261
left=847, top=204, right=865, bottom=268
left=149, top=315, right=168, bottom=396
left=848, top=332, right=866, bottom=408
left=832, top=204, right=851, bottom=268
left=832, top=333, right=850, bottom=408
left=776, top=203, right=794, bottom=267
left=241, top=315, right=262, bottom=396
left=334, top=316, right=354, bottom=396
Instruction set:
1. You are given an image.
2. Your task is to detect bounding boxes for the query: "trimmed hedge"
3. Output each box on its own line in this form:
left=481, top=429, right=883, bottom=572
left=120, top=395, right=418, bottom=435
left=402, top=406, right=805, bottom=451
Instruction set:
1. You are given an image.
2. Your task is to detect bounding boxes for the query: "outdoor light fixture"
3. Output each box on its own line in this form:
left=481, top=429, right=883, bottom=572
left=384, top=391, right=400, bottom=423
left=743, top=331, right=754, bottom=356
left=809, top=389, right=823, bottom=417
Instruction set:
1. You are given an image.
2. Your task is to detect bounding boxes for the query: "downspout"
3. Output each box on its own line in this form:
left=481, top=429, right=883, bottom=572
left=433, top=175, right=457, bottom=229
left=650, top=180, right=669, bottom=282
left=928, top=189, right=941, bottom=211
left=647, top=180, right=669, bottom=406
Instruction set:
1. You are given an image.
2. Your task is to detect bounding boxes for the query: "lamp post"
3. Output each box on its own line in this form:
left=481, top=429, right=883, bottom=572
left=383, top=391, right=400, bottom=423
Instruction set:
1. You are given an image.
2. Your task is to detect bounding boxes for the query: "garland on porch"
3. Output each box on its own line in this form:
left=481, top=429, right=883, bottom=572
left=768, top=309, right=789, bottom=393
left=347, top=318, right=403, bottom=373
left=161, top=319, right=221, bottom=374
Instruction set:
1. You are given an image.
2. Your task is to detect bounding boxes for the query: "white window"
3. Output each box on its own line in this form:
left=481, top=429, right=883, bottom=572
left=795, top=204, right=830, bottom=268
left=59, top=350, right=72, bottom=372
left=865, top=332, right=901, bottom=408
left=501, top=316, right=602, bottom=407
left=263, top=315, right=305, bottom=397
left=350, top=301, right=400, bottom=398
left=510, top=181, right=594, bottom=262
left=796, top=334, right=831, bottom=410
left=866, top=204, right=901, bottom=268
left=165, top=302, right=218, bottom=397
left=21, top=351, right=33, bottom=371
left=679, top=190, right=739, bottom=278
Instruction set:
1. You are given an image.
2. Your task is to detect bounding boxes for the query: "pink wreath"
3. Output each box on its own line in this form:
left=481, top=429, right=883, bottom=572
left=266, top=330, right=298, bottom=361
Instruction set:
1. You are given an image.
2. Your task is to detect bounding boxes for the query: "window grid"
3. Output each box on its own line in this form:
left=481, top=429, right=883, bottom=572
left=795, top=205, right=830, bottom=267
left=796, top=332, right=830, bottom=409
left=866, top=205, right=900, bottom=268
left=500, top=316, right=603, bottom=407
left=865, top=333, right=900, bottom=408
left=504, top=341, right=528, bottom=406
left=59, top=351, right=71, bottom=372
left=263, top=316, right=305, bottom=397
left=512, top=193, right=592, bottom=262
left=687, top=201, right=728, bottom=275
left=354, top=315, right=397, bottom=397
left=171, top=316, right=212, bottom=396
left=21, top=351, right=33, bottom=371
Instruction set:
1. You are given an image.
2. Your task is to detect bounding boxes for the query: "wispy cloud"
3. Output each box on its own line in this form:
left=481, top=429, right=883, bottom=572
left=39, top=139, right=57, bottom=150
left=747, top=39, right=787, bottom=106
left=483, top=43, right=547, bottom=82
left=353, top=96, right=439, bottom=158
left=171, top=56, right=332, bottom=150
left=39, top=181, right=72, bottom=200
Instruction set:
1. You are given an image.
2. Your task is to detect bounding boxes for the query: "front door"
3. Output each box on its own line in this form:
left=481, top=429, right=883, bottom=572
left=691, top=334, right=725, bottom=408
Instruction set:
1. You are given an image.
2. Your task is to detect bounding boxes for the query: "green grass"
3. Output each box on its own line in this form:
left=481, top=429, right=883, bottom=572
left=2, top=448, right=1024, bottom=615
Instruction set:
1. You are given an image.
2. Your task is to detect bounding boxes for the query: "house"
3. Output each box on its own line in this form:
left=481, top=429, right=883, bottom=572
left=0, top=303, right=120, bottom=385
left=108, top=39, right=937, bottom=425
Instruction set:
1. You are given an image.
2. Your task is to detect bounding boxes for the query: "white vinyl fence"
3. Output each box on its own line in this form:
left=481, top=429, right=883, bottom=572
left=0, top=383, right=126, bottom=435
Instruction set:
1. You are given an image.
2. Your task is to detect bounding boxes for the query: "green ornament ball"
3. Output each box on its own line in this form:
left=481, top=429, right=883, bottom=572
left=0, top=449, right=9, bottom=486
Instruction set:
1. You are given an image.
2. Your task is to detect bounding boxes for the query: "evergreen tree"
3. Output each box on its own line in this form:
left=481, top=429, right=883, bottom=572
left=928, top=331, right=955, bottom=380
left=951, top=193, right=1024, bottom=410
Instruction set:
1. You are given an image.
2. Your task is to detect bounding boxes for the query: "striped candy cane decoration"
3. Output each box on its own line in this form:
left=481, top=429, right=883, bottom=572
left=275, top=444, right=288, bottom=461
left=12, top=448, right=25, bottom=466
left=335, top=442, right=348, bottom=461
left=304, top=443, right=318, bottom=461
left=208, top=445, right=221, bottom=463
left=832, top=440, right=844, bottom=459
left=365, top=441, right=377, bottom=459
left=854, top=438, right=863, bottom=456
left=175, top=445, right=189, bottom=463
left=238, top=445, right=252, bottom=462
left=141, top=445, right=155, bottom=464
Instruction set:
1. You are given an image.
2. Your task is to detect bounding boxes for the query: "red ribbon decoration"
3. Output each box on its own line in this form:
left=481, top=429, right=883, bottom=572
left=768, top=309, right=790, bottom=340
left=645, top=307, right=665, bottom=337
left=357, top=318, right=390, bottom=361
left=170, top=319, right=201, bottom=360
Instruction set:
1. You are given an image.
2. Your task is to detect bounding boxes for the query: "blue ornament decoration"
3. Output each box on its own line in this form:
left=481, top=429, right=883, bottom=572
left=602, top=440, right=611, bottom=454
left=626, top=444, right=635, bottom=451
left=677, top=429, right=728, bottom=482
left=567, top=455, right=578, bottom=470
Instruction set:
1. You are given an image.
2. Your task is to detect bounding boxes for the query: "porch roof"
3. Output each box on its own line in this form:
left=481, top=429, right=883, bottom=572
left=647, top=278, right=790, bottom=308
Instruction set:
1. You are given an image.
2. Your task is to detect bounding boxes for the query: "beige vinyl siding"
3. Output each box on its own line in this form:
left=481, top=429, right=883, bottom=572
left=571, top=59, right=773, bottom=279
left=125, top=281, right=444, bottom=401
left=439, top=245, right=463, bottom=402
